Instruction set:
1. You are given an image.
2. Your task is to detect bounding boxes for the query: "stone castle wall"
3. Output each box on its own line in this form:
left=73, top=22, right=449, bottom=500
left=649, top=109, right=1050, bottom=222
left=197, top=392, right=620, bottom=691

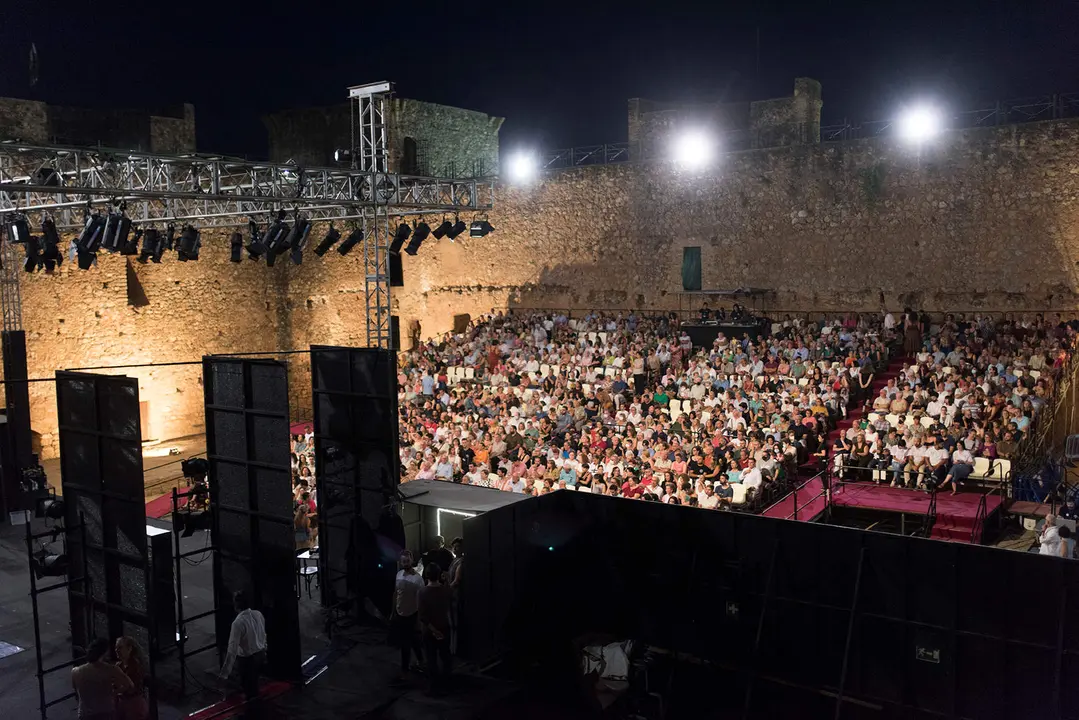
left=12, top=118, right=1079, bottom=456
left=0, top=97, right=195, bottom=151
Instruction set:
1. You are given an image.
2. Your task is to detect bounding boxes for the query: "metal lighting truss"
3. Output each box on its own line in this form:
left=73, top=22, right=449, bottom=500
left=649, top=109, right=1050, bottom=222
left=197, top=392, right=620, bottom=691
left=0, top=143, right=490, bottom=230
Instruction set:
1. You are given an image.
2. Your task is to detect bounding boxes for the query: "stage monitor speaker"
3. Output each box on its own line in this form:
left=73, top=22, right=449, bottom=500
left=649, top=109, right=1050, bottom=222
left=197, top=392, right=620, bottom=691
left=389, top=253, right=403, bottom=287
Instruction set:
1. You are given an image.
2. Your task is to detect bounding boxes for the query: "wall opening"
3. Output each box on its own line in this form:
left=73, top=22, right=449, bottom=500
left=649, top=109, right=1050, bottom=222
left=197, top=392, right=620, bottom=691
left=682, top=247, right=702, bottom=292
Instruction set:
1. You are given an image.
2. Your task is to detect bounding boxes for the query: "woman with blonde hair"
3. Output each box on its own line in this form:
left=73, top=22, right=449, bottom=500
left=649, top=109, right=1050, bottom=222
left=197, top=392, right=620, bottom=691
left=114, top=636, right=149, bottom=720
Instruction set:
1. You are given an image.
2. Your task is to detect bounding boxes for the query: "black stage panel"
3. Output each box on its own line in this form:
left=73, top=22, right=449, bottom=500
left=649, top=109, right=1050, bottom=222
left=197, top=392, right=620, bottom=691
left=203, top=356, right=299, bottom=680
left=462, top=491, right=1079, bottom=719
left=56, top=371, right=156, bottom=667
left=311, top=345, right=400, bottom=616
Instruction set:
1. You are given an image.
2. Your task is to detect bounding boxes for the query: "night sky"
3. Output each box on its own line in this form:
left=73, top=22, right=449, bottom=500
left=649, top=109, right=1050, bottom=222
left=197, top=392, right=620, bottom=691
left=2, top=0, right=1077, bottom=160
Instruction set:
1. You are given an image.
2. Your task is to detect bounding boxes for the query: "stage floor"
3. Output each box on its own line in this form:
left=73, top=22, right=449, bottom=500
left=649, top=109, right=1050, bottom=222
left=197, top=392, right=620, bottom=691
left=832, top=482, right=1003, bottom=543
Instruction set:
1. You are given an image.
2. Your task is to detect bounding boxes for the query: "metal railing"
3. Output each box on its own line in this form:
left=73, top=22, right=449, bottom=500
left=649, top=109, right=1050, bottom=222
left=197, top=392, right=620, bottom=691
left=539, top=91, right=1079, bottom=170
left=783, top=469, right=829, bottom=521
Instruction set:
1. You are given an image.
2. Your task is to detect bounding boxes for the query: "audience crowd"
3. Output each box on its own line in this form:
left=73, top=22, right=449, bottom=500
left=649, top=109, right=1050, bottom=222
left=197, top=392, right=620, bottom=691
left=396, top=309, right=1075, bottom=509
left=291, top=430, right=318, bottom=549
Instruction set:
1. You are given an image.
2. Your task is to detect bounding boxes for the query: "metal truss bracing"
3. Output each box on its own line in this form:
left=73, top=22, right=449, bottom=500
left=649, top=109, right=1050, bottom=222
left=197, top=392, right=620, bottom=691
left=363, top=210, right=393, bottom=349
left=0, top=237, right=22, bottom=331
left=0, top=143, right=491, bottom=230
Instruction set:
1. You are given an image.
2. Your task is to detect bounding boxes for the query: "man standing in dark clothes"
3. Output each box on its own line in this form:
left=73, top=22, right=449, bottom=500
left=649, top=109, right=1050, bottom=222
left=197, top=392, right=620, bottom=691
left=422, top=536, right=455, bottom=579
left=418, top=563, right=454, bottom=694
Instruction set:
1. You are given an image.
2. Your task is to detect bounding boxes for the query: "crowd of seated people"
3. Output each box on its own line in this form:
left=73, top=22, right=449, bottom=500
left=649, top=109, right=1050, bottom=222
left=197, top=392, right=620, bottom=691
left=834, top=311, right=1076, bottom=494
left=397, top=309, right=895, bottom=510
left=291, top=430, right=318, bottom=549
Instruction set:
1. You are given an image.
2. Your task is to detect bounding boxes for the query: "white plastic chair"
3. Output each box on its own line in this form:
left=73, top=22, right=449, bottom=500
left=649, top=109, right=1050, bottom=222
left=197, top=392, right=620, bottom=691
left=599, top=332, right=608, bottom=344
left=464, top=367, right=475, bottom=380
left=540, top=364, right=551, bottom=377
left=1029, top=370, right=1042, bottom=380
left=885, top=413, right=900, bottom=427
left=798, top=378, right=810, bottom=387
left=551, top=365, right=561, bottom=376
left=604, top=367, right=617, bottom=377
left=971, top=457, right=991, bottom=479
left=582, top=383, right=592, bottom=395
left=868, top=412, right=881, bottom=424
left=669, top=399, right=682, bottom=414
left=731, top=484, right=748, bottom=506
left=588, top=332, right=598, bottom=343
left=920, top=416, right=934, bottom=429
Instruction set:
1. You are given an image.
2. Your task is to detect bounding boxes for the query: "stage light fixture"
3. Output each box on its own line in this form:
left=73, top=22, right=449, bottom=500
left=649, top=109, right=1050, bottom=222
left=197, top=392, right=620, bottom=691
left=263, top=212, right=291, bottom=266
left=469, top=219, right=495, bottom=238
left=163, top=223, right=176, bottom=253
left=230, top=231, right=243, bottom=263
left=76, top=213, right=106, bottom=269
left=508, top=151, right=537, bottom=183
left=287, top=216, right=312, bottom=265
left=120, top=228, right=142, bottom=256
left=41, top=218, right=62, bottom=272
left=388, top=224, right=411, bottom=254
left=333, top=148, right=351, bottom=163
left=137, top=228, right=163, bottom=264
left=7, top=213, right=31, bottom=244
left=446, top=219, right=467, bottom=241
left=32, top=548, right=68, bottom=579
left=245, top=220, right=266, bottom=260
left=431, top=220, right=453, bottom=239
left=177, top=225, right=201, bottom=261
left=336, top=228, right=363, bottom=256
left=897, top=104, right=944, bottom=143
left=36, top=496, right=65, bottom=520
left=404, top=222, right=431, bottom=256
left=22, top=235, right=42, bottom=273
left=100, top=211, right=132, bottom=253
left=313, top=225, right=341, bottom=256
left=672, top=130, right=715, bottom=170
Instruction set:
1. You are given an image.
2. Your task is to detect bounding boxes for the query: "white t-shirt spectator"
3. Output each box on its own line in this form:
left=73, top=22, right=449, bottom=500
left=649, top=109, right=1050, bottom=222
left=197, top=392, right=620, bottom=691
left=741, top=467, right=763, bottom=490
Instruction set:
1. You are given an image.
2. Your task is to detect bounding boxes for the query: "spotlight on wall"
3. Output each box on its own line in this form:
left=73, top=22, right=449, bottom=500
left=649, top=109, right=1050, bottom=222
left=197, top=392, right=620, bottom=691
left=230, top=231, right=243, bottom=263
left=137, top=228, right=163, bottom=264
left=508, top=151, right=538, bottom=183
left=333, top=148, right=352, bottom=163
left=431, top=220, right=453, bottom=240
left=263, top=212, right=290, bottom=266
left=287, top=216, right=312, bottom=265
left=336, top=228, right=363, bottom=256
left=469, top=219, right=495, bottom=238
left=672, top=130, right=715, bottom=170
left=313, top=225, right=341, bottom=256
left=41, top=218, right=62, bottom=272
left=246, top=220, right=266, bottom=260
left=6, top=213, right=31, bottom=244
left=177, top=225, right=201, bottom=262
left=388, top=224, right=411, bottom=254
left=896, top=104, right=944, bottom=144
left=446, top=219, right=467, bottom=241
left=404, top=222, right=431, bottom=256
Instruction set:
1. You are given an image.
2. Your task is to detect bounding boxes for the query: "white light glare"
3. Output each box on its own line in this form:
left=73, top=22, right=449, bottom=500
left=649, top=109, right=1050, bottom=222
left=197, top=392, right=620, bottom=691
left=673, top=130, right=715, bottom=169
left=509, top=152, right=538, bottom=182
left=896, top=105, right=944, bottom=143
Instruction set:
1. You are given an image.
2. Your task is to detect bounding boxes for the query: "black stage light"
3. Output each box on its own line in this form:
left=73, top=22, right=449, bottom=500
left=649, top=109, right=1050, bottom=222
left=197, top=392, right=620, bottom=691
left=388, top=224, right=411, bottom=254
left=286, top=216, right=312, bottom=265
left=177, top=225, right=201, bottom=261
left=333, top=148, right=351, bottom=163
left=120, top=228, right=141, bottom=256
left=446, top=219, right=467, bottom=240
left=163, top=223, right=176, bottom=252
left=336, top=228, right=363, bottom=256
left=470, top=220, right=495, bottom=238
left=77, top=213, right=106, bottom=254
left=230, top=231, right=243, bottom=263
left=246, top=220, right=266, bottom=260
left=32, top=548, right=68, bottom=579
left=35, top=494, right=65, bottom=520
left=22, top=235, right=42, bottom=273
left=431, top=220, right=453, bottom=239
left=181, top=457, right=209, bottom=480
left=404, top=222, right=431, bottom=256
left=7, top=213, right=31, bottom=244
left=313, top=225, right=341, bottom=256
left=33, top=167, right=62, bottom=187
left=263, top=213, right=291, bottom=263
left=101, top=212, right=133, bottom=253
left=41, top=219, right=62, bottom=272
left=137, top=228, right=162, bottom=264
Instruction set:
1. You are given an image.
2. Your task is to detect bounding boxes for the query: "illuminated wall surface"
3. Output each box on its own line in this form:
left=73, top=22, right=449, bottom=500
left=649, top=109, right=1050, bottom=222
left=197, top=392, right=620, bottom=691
left=14, top=117, right=1079, bottom=456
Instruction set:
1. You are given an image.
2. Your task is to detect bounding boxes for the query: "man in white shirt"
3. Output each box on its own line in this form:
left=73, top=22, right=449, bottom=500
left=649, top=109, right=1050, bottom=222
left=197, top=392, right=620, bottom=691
left=939, top=446, right=975, bottom=495
left=741, top=459, right=763, bottom=492
left=392, top=551, right=426, bottom=677
left=698, top=483, right=719, bottom=509
left=924, top=439, right=950, bottom=490
left=220, top=590, right=268, bottom=713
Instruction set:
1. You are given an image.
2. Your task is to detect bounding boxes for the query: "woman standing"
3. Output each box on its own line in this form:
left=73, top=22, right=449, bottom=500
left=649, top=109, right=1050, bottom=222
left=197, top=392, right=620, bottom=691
left=115, top=636, right=149, bottom=720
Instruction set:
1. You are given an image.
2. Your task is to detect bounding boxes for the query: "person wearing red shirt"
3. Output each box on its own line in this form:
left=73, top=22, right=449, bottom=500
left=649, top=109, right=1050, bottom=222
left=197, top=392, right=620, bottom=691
left=620, top=476, right=645, bottom=498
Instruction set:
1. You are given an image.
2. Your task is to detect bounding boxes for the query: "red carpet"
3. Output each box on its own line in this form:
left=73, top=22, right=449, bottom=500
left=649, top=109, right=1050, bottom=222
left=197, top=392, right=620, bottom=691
left=831, top=482, right=1003, bottom=543
left=184, top=680, right=291, bottom=719
left=145, top=492, right=187, bottom=519
left=762, top=476, right=828, bottom=520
